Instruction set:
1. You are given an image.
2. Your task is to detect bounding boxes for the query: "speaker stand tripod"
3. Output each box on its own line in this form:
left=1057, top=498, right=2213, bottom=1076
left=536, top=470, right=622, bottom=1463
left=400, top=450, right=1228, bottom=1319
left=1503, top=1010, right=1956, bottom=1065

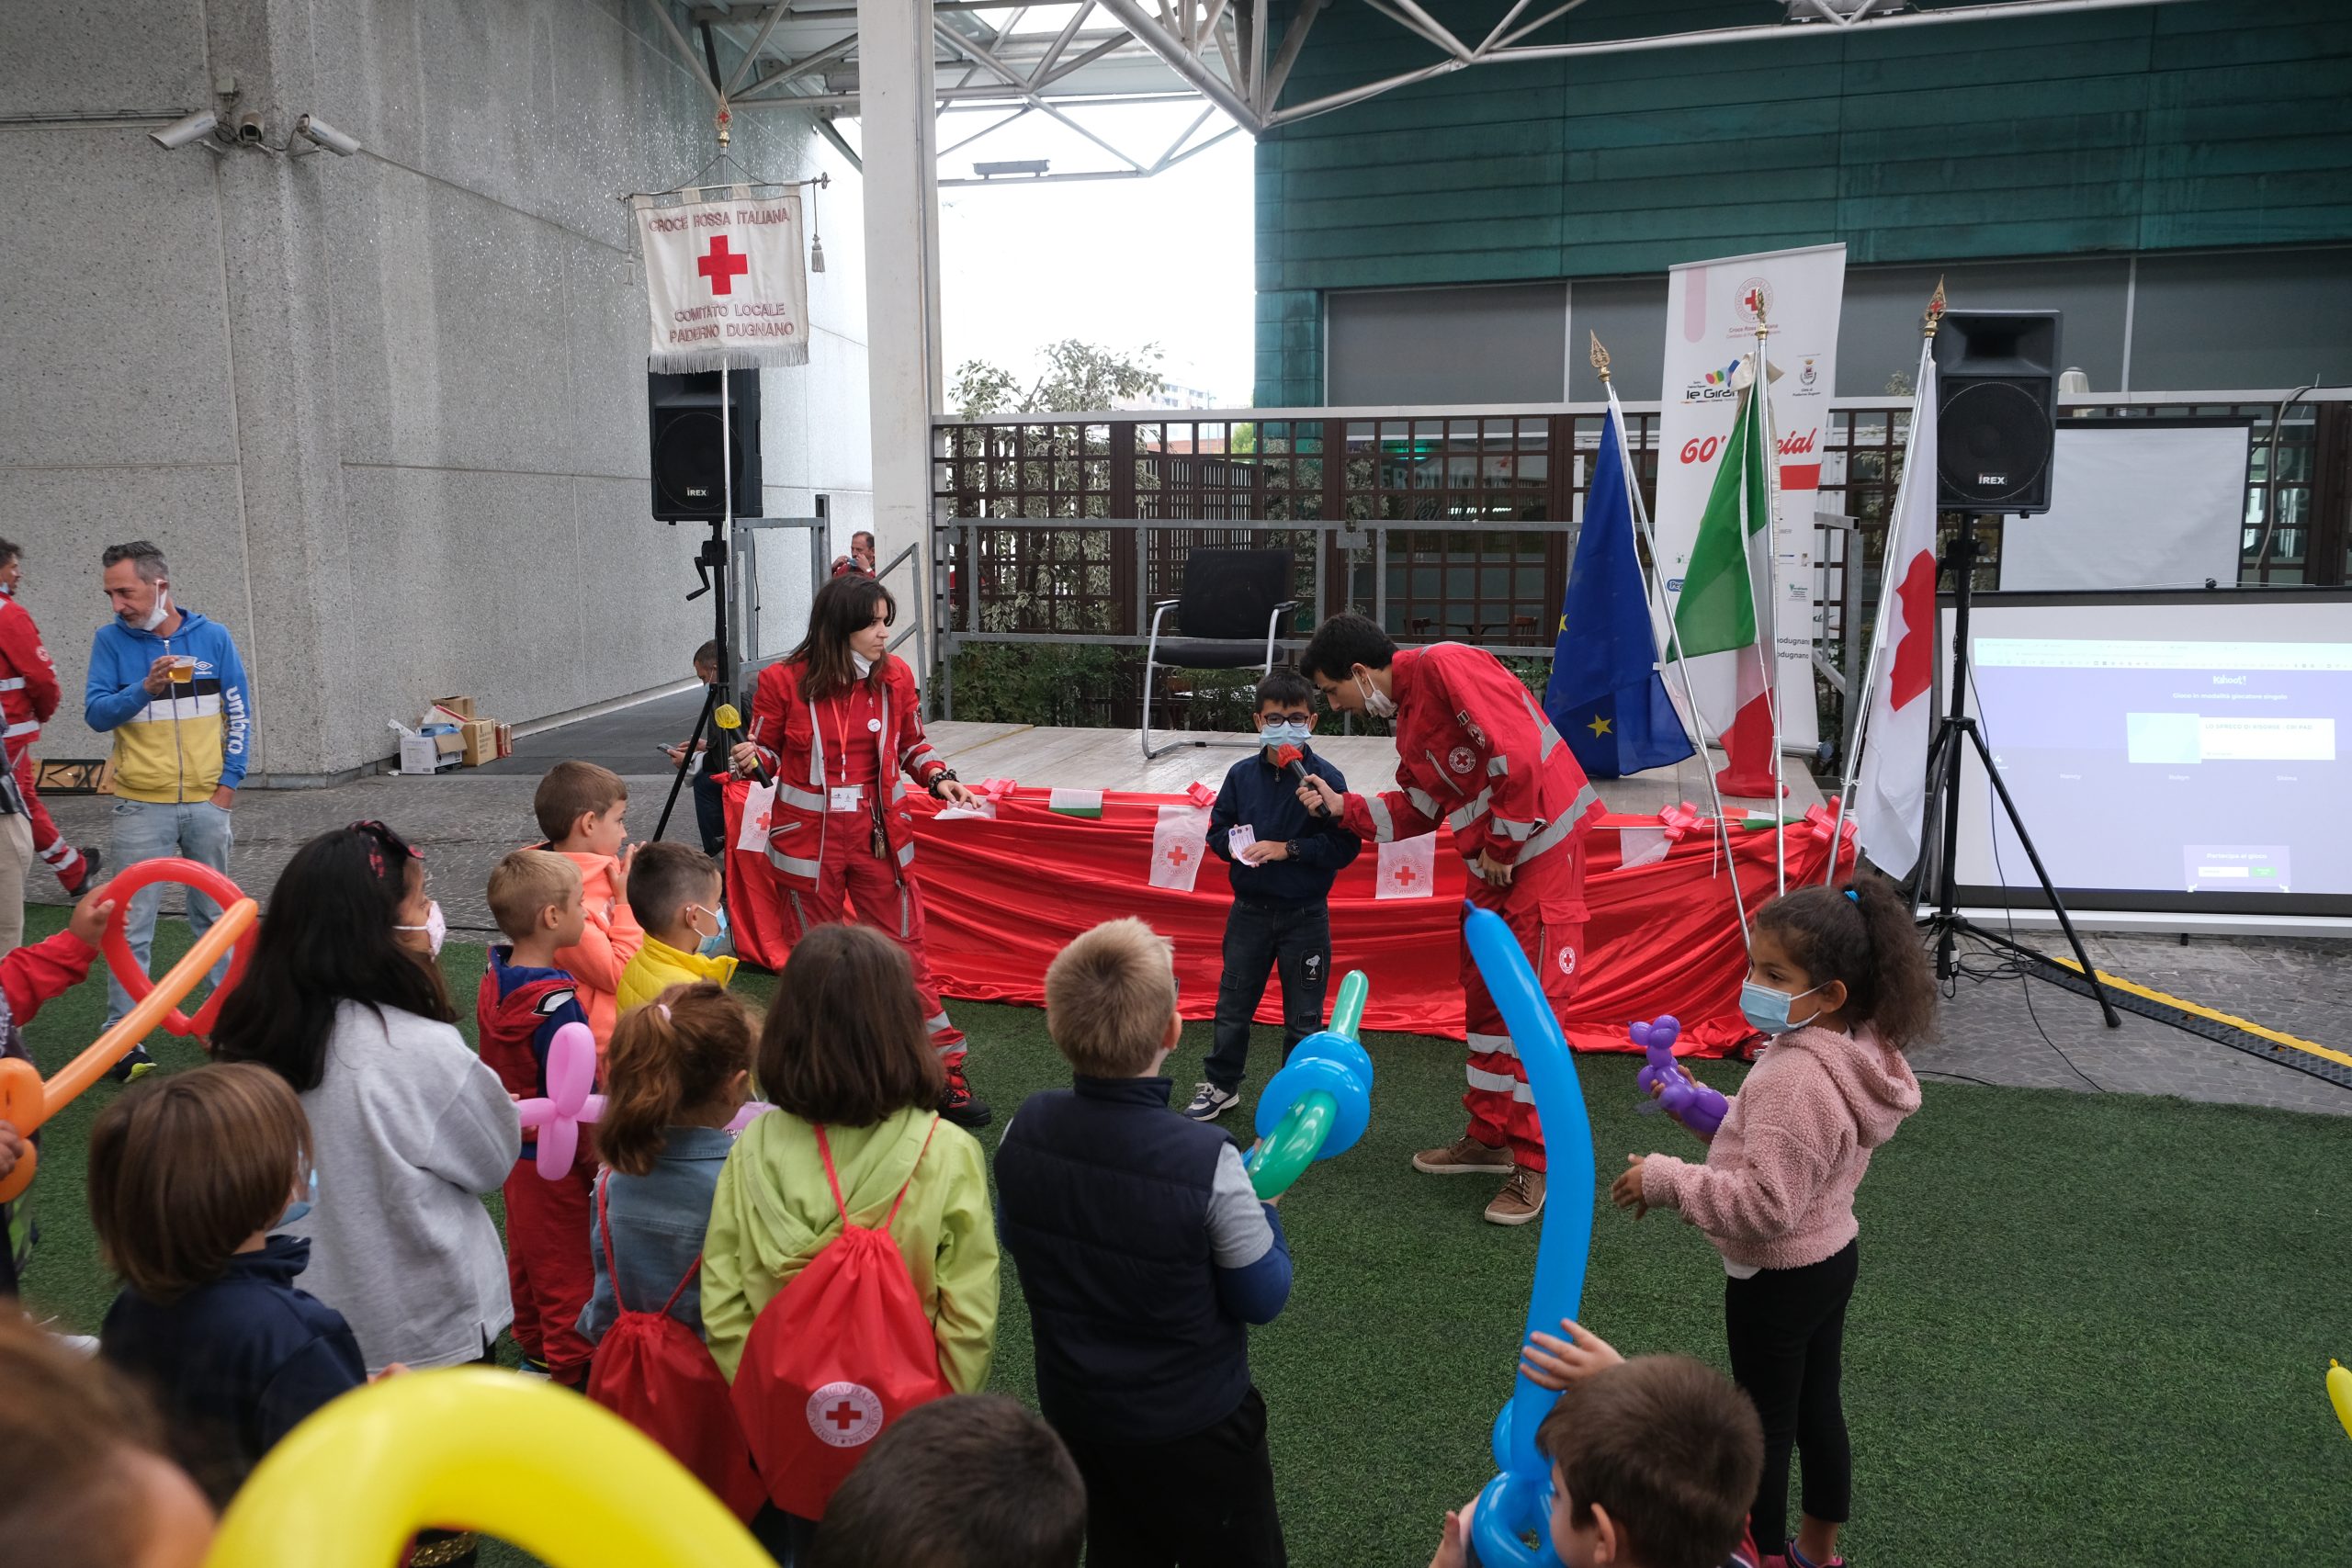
left=653, top=519, right=730, bottom=844
left=1916, top=516, right=2120, bottom=1028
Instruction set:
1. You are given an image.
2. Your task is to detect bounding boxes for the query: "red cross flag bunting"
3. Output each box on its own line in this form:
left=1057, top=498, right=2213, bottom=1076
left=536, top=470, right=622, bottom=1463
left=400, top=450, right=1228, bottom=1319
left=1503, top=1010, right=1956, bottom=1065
left=1375, top=831, right=1438, bottom=900
left=1148, top=803, right=1214, bottom=894
left=632, top=186, right=809, bottom=371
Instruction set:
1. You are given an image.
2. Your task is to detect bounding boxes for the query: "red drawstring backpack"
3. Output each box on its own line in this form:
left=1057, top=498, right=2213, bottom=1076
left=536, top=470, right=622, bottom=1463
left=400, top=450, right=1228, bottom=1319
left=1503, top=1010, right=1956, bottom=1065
left=729, top=1119, right=953, bottom=1519
left=583, top=1180, right=764, bottom=1520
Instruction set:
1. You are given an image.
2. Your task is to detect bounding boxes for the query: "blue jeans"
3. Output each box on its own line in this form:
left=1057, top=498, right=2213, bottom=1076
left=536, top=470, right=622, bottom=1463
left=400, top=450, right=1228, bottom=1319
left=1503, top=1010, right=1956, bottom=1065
left=106, top=797, right=235, bottom=1027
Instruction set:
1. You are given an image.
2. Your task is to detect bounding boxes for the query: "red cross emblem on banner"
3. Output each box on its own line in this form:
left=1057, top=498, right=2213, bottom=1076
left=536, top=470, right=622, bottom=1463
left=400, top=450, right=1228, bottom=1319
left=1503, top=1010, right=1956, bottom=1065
left=1166, top=845, right=1190, bottom=867
left=699, top=234, right=750, bottom=295
left=825, top=1399, right=863, bottom=1432
left=1393, top=863, right=1417, bottom=888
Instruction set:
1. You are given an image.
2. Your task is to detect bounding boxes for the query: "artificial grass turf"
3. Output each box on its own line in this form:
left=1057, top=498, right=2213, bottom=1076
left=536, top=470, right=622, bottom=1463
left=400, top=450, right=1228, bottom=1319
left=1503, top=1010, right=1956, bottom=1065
left=13, top=907, right=2352, bottom=1565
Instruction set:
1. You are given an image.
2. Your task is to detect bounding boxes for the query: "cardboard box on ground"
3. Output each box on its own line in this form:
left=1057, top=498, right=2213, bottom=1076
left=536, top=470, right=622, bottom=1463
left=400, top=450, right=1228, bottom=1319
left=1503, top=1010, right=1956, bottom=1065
left=390, top=696, right=514, bottom=774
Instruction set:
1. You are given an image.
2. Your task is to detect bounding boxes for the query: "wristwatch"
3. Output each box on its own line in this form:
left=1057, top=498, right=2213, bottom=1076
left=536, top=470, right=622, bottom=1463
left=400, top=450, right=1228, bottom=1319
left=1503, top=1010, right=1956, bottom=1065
left=1284, top=839, right=1303, bottom=861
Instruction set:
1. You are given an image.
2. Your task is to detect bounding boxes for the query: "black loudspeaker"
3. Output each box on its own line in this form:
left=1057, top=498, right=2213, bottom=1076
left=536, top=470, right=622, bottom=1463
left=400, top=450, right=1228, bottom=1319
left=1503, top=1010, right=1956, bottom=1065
left=648, top=371, right=762, bottom=523
left=1931, top=310, right=2060, bottom=515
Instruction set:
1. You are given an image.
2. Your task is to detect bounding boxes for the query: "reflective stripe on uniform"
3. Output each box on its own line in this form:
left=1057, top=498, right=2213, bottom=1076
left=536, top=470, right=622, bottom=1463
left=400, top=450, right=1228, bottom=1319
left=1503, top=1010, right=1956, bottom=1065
left=2, top=719, right=36, bottom=739
left=1446, top=787, right=1492, bottom=833
left=896, top=838, right=916, bottom=868
left=768, top=848, right=820, bottom=879
left=1364, top=795, right=1397, bottom=841
left=0, top=677, right=23, bottom=691
left=777, top=783, right=826, bottom=811
left=1521, top=691, right=1565, bottom=761
left=1487, top=754, right=1510, bottom=777
left=1489, top=814, right=1537, bottom=842
left=803, top=697, right=826, bottom=786
left=1408, top=785, right=1442, bottom=822
left=1465, top=1064, right=1534, bottom=1102
left=1517, top=781, right=1601, bottom=863
left=1466, top=1030, right=1516, bottom=1059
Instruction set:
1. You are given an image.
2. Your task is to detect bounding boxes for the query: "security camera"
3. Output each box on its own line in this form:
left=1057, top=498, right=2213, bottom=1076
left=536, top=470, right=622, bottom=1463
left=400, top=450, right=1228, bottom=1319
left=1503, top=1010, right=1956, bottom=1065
left=149, top=109, right=218, bottom=150
left=295, top=114, right=360, bottom=156
left=233, top=110, right=265, bottom=144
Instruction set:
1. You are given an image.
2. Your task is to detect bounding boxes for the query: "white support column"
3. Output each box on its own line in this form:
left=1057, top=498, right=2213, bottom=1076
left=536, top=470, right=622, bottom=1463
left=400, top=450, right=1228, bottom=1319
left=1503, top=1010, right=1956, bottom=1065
left=859, top=0, right=944, bottom=683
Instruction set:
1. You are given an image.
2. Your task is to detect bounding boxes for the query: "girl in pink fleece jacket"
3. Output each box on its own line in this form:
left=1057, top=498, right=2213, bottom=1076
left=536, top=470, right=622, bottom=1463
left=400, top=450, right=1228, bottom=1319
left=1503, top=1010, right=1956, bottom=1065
left=1611, top=875, right=1931, bottom=1568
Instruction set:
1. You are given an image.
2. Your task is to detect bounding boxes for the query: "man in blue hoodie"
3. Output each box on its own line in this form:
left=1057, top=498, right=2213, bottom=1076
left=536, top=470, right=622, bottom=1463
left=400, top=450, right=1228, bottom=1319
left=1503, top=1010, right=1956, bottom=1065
left=85, top=540, right=253, bottom=1079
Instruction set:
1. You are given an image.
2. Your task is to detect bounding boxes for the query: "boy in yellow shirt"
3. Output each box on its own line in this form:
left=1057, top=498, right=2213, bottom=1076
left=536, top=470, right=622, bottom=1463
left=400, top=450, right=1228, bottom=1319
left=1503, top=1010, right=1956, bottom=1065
left=616, top=840, right=735, bottom=1014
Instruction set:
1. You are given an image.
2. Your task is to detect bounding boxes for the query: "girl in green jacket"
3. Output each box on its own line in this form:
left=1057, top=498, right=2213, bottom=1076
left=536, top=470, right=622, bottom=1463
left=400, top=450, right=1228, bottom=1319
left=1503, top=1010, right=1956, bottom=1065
left=701, top=924, right=999, bottom=1395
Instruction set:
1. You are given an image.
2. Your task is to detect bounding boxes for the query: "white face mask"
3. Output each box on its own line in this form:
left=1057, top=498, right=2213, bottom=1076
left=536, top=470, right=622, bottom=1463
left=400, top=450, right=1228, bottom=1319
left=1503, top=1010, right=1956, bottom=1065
left=395, top=900, right=447, bottom=958
left=129, top=585, right=171, bottom=632
left=1355, top=671, right=1396, bottom=719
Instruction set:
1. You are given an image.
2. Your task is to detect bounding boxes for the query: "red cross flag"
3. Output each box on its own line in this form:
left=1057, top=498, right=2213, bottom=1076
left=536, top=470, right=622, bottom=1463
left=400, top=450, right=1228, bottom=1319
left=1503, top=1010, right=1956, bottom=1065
left=1375, top=832, right=1438, bottom=900
left=1148, top=804, right=1213, bottom=893
left=632, top=186, right=809, bottom=371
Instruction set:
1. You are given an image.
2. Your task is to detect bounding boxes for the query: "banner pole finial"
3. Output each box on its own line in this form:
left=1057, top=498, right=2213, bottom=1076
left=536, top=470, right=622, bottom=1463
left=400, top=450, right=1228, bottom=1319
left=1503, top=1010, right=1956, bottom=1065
left=1924, top=276, right=1947, bottom=339
left=1589, top=331, right=1611, bottom=384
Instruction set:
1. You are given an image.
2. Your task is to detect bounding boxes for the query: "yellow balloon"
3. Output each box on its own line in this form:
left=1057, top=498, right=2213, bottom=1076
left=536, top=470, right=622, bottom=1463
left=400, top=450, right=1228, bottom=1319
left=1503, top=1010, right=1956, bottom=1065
left=208, top=1369, right=770, bottom=1568
left=2330, top=1359, right=2352, bottom=1443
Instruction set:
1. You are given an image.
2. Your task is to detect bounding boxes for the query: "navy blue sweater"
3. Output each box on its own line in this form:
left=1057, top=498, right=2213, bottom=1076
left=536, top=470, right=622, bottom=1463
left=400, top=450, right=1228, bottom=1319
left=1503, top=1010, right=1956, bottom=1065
left=1206, top=744, right=1361, bottom=904
left=100, top=1235, right=368, bottom=1506
left=995, top=1076, right=1292, bottom=1444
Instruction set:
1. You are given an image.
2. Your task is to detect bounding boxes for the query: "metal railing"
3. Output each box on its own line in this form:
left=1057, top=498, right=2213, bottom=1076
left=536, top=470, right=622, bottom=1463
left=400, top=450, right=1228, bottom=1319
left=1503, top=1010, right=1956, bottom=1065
left=931, top=390, right=2352, bottom=750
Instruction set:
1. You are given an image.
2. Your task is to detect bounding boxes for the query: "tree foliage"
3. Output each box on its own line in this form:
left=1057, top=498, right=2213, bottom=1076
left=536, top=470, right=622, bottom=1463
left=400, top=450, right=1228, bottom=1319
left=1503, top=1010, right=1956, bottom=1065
left=952, top=338, right=1166, bottom=418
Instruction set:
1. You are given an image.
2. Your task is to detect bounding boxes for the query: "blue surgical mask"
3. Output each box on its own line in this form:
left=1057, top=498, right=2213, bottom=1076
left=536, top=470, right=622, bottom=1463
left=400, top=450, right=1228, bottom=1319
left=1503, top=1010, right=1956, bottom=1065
left=1260, top=720, right=1310, bottom=750
left=694, top=902, right=730, bottom=958
left=1739, top=978, right=1826, bottom=1036
left=275, top=1167, right=319, bottom=1230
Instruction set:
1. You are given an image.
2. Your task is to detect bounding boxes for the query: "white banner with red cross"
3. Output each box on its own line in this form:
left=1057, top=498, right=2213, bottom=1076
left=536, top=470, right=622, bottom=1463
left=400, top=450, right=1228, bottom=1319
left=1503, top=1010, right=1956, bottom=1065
left=632, top=186, right=808, bottom=371
left=1148, top=805, right=1213, bottom=892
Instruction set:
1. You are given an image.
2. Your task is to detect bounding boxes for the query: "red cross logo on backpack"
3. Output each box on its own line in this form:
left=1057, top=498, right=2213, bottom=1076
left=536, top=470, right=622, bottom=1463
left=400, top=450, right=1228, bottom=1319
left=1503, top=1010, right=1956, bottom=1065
left=730, top=1119, right=952, bottom=1518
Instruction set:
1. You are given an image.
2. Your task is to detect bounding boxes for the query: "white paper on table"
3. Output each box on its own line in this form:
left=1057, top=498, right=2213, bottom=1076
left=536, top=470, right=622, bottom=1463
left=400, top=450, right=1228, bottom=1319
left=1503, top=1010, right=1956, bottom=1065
left=933, top=800, right=997, bottom=822
left=1227, top=824, right=1258, bottom=864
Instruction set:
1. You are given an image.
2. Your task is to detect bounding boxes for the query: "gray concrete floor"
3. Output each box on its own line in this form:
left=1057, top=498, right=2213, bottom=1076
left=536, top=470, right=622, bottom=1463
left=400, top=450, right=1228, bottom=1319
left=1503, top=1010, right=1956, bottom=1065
left=30, top=695, right=2349, bottom=1119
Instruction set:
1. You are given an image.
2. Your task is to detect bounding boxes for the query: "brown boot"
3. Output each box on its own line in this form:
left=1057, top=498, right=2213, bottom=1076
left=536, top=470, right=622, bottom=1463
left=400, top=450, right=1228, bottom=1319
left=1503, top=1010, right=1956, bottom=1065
left=1483, top=1166, right=1545, bottom=1226
left=1412, top=1134, right=1513, bottom=1176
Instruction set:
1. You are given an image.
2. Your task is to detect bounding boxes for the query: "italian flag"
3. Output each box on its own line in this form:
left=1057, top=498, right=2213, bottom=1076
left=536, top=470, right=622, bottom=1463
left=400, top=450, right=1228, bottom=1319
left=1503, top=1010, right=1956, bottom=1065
left=1669, top=363, right=1782, bottom=797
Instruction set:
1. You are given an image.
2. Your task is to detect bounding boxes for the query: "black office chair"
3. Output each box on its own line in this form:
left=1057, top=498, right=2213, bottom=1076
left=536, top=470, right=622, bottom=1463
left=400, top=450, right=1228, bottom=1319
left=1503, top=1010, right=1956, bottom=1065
left=1139, top=547, right=1298, bottom=760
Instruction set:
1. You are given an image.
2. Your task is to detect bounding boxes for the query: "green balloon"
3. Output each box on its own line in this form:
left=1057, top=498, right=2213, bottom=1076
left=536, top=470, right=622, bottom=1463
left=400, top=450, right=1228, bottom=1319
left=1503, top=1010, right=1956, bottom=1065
left=1329, top=971, right=1368, bottom=1041
left=1246, top=1090, right=1337, bottom=1199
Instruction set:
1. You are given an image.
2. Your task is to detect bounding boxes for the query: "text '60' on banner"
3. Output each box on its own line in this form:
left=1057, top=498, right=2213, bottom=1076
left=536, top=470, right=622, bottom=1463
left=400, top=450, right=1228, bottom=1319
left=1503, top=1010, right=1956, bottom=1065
left=632, top=186, right=808, bottom=372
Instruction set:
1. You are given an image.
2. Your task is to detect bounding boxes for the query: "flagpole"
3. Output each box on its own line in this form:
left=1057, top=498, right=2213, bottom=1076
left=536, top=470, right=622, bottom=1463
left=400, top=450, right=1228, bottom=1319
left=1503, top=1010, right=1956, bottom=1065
left=1826, top=285, right=1945, bottom=883
left=1748, top=313, right=1788, bottom=897
left=1596, top=333, right=1751, bottom=944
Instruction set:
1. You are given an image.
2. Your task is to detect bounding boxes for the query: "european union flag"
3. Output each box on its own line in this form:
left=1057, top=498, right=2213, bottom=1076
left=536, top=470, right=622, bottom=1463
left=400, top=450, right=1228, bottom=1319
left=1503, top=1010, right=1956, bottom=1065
left=1544, top=404, right=1693, bottom=779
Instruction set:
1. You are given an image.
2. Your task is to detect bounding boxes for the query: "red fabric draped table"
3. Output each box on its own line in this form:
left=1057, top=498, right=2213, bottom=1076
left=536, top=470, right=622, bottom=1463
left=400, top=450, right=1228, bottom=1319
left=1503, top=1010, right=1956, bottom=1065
left=721, top=780, right=1853, bottom=1057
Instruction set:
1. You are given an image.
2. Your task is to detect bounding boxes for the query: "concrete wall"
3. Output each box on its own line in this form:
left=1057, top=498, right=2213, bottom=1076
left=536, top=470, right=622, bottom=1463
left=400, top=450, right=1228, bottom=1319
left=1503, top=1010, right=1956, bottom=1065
left=0, top=0, right=869, bottom=782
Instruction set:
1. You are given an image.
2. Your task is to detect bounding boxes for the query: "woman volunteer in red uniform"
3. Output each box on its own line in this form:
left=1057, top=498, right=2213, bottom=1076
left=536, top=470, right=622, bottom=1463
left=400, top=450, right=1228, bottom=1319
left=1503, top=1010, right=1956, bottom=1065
left=729, top=573, right=990, bottom=1129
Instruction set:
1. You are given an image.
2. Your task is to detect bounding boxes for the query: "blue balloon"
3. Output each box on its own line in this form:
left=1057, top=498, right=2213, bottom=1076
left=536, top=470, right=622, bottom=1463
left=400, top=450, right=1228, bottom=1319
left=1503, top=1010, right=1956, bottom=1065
left=1460, top=901, right=1595, bottom=1568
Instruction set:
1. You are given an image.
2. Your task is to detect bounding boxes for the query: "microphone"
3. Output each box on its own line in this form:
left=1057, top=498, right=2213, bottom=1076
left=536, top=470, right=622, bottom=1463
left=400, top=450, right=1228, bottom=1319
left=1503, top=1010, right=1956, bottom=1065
left=712, top=702, right=770, bottom=786
left=1273, top=743, right=1325, bottom=815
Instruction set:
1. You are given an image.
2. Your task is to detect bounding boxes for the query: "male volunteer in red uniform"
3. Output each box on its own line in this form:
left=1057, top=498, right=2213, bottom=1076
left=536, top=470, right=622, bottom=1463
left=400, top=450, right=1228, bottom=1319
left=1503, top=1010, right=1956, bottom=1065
left=1295, top=615, right=1602, bottom=1225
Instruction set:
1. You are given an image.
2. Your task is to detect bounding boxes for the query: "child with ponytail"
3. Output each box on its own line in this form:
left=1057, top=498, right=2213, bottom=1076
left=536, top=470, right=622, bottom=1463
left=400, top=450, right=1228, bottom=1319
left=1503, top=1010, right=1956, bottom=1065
left=579, top=982, right=752, bottom=1349
left=1611, top=873, right=1930, bottom=1568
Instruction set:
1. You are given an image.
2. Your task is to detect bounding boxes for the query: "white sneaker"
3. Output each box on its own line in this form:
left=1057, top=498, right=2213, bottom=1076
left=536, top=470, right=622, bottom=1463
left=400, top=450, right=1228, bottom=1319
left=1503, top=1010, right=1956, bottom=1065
left=1182, top=1082, right=1240, bottom=1121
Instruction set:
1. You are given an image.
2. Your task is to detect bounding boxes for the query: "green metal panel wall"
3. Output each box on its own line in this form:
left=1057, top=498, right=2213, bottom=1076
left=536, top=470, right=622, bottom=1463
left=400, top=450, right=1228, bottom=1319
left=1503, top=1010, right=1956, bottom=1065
left=1254, top=0, right=2352, bottom=403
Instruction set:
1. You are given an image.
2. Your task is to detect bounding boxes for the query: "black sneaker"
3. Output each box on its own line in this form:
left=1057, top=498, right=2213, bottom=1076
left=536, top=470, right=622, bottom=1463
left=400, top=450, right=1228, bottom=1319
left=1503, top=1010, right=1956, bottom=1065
left=1182, top=1082, right=1240, bottom=1122
left=106, top=1043, right=157, bottom=1084
left=939, top=1063, right=991, bottom=1130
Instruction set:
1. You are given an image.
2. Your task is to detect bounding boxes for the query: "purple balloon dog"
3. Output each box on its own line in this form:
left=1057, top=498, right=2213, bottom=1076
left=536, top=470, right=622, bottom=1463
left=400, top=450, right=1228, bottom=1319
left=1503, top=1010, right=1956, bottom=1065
left=1630, top=1015, right=1728, bottom=1138
left=515, top=1021, right=606, bottom=1179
